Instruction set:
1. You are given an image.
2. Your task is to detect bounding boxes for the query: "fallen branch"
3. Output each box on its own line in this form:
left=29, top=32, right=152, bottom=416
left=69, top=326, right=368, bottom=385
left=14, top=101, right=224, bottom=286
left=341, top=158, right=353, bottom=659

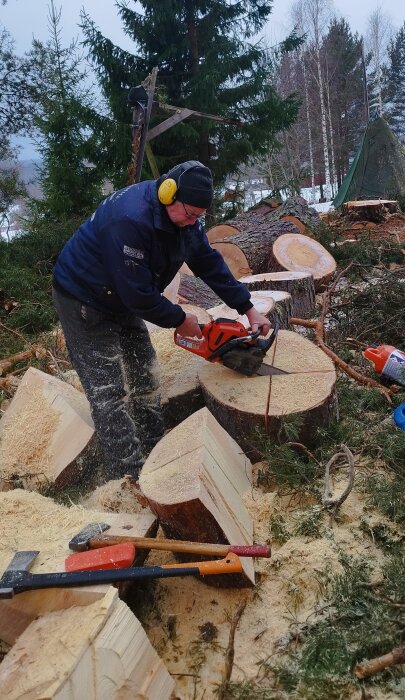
left=354, top=646, right=405, bottom=679
left=322, top=444, right=355, bottom=523
left=0, top=346, right=46, bottom=376
left=217, top=599, right=247, bottom=700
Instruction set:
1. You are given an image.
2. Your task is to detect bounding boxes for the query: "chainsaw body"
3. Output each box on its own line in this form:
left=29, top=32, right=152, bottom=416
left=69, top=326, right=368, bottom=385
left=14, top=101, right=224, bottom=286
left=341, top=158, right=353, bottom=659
left=174, top=318, right=286, bottom=377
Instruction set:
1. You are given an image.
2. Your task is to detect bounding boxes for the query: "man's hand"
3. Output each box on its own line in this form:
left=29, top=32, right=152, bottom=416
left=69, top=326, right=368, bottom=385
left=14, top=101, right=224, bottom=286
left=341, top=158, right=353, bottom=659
left=176, top=313, right=203, bottom=339
left=245, top=307, right=272, bottom=336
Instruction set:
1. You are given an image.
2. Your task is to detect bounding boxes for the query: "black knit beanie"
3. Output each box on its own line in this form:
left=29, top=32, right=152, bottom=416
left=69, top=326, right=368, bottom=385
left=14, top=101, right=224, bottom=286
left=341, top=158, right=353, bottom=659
left=166, top=160, right=214, bottom=209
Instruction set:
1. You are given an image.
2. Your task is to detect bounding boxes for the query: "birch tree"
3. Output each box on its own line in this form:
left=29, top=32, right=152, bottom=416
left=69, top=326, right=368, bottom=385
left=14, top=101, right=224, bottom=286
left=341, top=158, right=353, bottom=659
left=365, top=7, right=393, bottom=116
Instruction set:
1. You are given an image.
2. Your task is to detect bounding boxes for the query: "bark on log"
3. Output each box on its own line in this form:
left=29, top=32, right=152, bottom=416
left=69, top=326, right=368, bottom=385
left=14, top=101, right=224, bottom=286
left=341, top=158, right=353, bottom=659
left=178, top=273, right=222, bottom=309
left=139, top=407, right=255, bottom=587
left=198, top=330, right=337, bottom=461
left=206, top=223, right=240, bottom=243
left=269, top=234, right=337, bottom=290
left=354, top=646, right=405, bottom=679
left=208, top=290, right=293, bottom=330
left=239, top=272, right=316, bottom=318
left=266, top=195, right=320, bottom=231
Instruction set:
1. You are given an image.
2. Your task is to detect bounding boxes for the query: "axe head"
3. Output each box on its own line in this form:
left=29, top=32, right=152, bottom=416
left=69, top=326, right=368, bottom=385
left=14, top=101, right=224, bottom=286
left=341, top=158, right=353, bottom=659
left=0, top=550, right=39, bottom=598
left=68, top=522, right=111, bottom=552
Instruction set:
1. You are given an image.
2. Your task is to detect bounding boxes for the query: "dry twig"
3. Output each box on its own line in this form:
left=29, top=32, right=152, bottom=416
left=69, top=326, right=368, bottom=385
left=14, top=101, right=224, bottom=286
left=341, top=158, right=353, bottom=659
left=354, top=646, right=405, bottom=679
left=217, top=599, right=247, bottom=700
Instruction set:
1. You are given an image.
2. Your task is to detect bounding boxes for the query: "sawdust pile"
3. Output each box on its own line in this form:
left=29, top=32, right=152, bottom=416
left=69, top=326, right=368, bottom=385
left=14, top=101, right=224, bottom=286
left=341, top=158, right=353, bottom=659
left=81, top=476, right=146, bottom=514
left=0, top=385, right=61, bottom=486
left=134, top=479, right=395, bottom=700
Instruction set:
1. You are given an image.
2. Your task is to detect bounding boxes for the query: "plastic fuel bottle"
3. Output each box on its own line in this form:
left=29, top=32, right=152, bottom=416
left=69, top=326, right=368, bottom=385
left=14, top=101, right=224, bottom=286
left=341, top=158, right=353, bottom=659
left=363, top=345, right=405, bottom=386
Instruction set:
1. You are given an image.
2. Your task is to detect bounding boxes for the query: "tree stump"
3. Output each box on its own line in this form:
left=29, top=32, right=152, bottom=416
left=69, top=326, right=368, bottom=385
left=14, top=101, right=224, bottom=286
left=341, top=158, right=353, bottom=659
left=198, top=330, right=337, bottom=460
left=269, top=234, right=337, bottom=290
left=139, top=408, right=255, bottom=587
left=239, top=272, right=316, bottom=318
left=343, top=199, right=400, bottom=223
left=208, top=290, right=293, bottom=330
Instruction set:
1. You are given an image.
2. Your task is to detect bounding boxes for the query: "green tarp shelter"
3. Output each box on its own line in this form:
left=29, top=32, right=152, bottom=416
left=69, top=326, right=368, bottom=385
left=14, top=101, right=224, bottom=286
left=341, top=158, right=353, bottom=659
left=333, top=116, right=405, bottom=208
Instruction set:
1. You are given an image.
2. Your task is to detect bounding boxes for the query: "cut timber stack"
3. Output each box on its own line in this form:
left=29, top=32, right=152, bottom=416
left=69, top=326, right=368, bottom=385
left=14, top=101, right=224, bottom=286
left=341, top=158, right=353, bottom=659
left=239, top=271, right=316, bottom=318
left=208, top=291, right=293, bottom=330
left=139, top=407, right=255, bottom=587
left=0, top=490, right=172, bottom=700
left=268, top=234, right=336, bottom=290
left=198, top=330, right=337, bottom=459
left=0, top=367, right=95, bottom=491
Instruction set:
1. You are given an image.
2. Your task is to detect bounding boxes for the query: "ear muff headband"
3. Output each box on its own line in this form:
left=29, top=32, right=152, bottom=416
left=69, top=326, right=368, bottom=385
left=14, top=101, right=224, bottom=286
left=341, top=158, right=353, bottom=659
left=157, top=161, right=200, bottom=205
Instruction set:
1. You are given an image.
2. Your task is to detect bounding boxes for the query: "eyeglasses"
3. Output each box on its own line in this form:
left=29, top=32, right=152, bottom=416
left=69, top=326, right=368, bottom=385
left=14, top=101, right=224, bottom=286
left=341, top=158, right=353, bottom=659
left=181, top=202, right=206, bottom=221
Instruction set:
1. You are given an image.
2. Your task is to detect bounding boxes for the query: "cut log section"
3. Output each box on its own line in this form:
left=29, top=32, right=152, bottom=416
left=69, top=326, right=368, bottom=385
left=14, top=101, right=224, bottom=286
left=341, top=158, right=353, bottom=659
left=198, top=330, right=337, bottom=460
left=239, top=271, right=316, bottom=318
left=343, top=199, right=399, bottom=222
left=0, top=488, right=157, bottom=646
left=206, top=223, right=240, bottom=243
left=208, top=291, right=293, bottom=330
left=269, top=234, right=337, bottom=290
left=0, top=367, right=95, bottom=491
left=139, top=407, right=255, bottom=586
left=0, top=587, right=174, bottom=700
left=211, top=220, right=299, bottom=278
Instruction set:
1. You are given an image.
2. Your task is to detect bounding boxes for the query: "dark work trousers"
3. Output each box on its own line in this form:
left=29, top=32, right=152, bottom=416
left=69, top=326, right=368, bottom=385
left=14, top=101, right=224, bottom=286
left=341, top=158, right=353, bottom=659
left=52, top=287, right=164, bottom=479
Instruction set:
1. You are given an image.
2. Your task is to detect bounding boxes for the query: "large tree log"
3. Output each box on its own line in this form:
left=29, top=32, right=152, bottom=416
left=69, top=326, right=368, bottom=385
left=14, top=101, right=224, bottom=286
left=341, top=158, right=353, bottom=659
left=206, top=223, right=240, bottom=243
left=239, top=271, right=316, bottom=318
left=178, top=273, right=222, bottom=309
left=139, top=407, right=255, bottom=586
left=269, top=234, right=337, bottom=290
left=0, top=488, right=157, bottom=646
left=265, top=195, right=320, bottom=232
left=198, top=330, right=337, bottom=460
left=211, top=220, right=299, bottom=278
left=208, top=290, right=293, bottom=330
left=0, top=587, right=174, bottom=700
left=0, top=367, right=97, bottom=491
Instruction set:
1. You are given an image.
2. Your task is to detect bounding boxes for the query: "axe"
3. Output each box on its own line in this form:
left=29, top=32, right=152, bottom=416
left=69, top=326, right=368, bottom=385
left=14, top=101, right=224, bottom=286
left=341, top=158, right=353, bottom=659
left=0, top=550, right=243, bottom=599
left=69, top=522, right=271, bottom=558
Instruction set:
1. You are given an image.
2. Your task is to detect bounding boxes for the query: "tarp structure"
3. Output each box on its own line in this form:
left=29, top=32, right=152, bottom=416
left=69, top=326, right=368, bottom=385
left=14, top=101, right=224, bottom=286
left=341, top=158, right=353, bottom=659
left=334, top=116, right=405, bottom=208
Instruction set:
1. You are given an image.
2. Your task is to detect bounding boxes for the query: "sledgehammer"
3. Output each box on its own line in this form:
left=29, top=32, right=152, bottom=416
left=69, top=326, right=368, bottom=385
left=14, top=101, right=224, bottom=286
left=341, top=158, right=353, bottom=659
left=69, top=522, right=271, bottom=558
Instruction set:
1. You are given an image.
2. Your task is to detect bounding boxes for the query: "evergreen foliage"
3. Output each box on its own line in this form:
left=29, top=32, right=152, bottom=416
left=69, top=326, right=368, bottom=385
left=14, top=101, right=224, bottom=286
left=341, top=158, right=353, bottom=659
left=385, top=22, right=405, bottom=142
left=80, top=0, right=300, bottom=187
left=29, top=2, right=105, bottom=220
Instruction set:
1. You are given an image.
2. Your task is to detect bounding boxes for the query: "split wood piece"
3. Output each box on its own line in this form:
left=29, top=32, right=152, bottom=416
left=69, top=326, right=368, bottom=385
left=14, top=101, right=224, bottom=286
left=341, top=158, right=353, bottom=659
left=0, top=488, right=157, bottom=645
left=211, top=220, right=299, bottom=279
left=270, top=233, right=337, bottom=290
left=0, top=587, right=174, bottom=700
left=139, top=407, right=255, bottom=587
left=150, top=324, right=207, bottom=427
left=206, top=223, right=240, bottom=244
left=239, top=271, right=316, bottom=318
left=354, top=646, right=405, bottom=679
left=0, top=367, right=97, bottom=491
left=178, top=272, right=222, bottom=309
left=208, top=291, right=293, bottom=330
left=198, top=330, right=337, bottom=460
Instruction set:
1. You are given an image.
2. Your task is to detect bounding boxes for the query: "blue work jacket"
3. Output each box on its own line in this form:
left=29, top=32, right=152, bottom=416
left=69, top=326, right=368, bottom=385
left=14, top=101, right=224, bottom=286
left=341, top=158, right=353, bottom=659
left=53, top=180, right=252, bottom=328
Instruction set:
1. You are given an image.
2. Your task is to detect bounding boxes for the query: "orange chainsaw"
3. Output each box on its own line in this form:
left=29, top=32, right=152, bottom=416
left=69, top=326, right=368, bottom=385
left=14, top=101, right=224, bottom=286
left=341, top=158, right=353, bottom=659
left=174, top=318, right=288, bottom=377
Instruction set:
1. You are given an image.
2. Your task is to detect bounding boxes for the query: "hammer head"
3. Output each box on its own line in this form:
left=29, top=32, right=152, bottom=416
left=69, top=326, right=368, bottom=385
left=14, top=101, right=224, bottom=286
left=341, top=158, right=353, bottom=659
left=68, top=522, right=111, bottom=551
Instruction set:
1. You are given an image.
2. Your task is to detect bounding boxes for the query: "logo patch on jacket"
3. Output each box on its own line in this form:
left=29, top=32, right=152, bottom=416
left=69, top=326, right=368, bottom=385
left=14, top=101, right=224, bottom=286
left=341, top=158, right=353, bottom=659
left=123, top=245, right=144, bottom=260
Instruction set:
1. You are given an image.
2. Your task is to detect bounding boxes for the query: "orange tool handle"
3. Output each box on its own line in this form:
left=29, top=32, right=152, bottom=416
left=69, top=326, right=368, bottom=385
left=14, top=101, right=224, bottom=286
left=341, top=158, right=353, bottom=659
left=162, top=552, right=243, bottom=575
left=84, top=535, right=271, bottom=559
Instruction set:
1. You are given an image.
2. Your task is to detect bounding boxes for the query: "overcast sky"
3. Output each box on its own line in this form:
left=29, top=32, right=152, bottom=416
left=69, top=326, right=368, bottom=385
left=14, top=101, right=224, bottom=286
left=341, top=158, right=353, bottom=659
left=2, top=0, right=404, bottom=158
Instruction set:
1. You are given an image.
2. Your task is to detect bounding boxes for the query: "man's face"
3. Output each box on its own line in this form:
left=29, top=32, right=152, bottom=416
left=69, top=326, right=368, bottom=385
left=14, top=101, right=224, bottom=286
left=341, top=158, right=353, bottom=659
left=166, top=200, right=206, bottom=227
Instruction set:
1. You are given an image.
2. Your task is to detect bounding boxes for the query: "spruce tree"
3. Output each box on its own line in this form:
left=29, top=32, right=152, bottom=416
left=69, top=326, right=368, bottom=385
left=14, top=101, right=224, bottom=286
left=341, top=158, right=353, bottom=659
left=29, top=1, right=104, bottom=220
left=385, top=22, right=405, bottom=142
left=81, top=0, right=300, bottom=188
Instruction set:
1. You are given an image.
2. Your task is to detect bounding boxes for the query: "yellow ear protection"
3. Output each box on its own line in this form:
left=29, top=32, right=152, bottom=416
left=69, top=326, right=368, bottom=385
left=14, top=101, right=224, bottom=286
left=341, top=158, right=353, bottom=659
left=157, top=177, right=178, bottom=205
left=157, top=161, right=200, bottom=206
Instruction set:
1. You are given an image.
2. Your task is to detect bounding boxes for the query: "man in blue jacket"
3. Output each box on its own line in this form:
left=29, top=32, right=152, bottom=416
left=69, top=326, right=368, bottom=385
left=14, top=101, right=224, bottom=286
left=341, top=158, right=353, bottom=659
left=53, top=161, right=271, bottom=479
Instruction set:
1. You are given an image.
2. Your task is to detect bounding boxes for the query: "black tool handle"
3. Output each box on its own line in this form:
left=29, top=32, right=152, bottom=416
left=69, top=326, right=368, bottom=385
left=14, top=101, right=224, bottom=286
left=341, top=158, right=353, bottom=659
left=0, top=565, right=201, bottom=598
